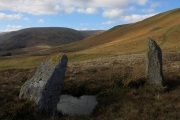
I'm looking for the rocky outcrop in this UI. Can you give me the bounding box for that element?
[146,38,164,85]
[19,53,68,114]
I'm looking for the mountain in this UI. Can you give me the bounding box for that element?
[1,8,179,60]
[80,30,105,36]
[0,32,8,36]
[0,27,103,53]
[42,8,180,58]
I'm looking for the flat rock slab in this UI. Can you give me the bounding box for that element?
[19,53,68,114]
[57,95,98,116]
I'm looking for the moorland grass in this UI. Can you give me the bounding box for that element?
[0,52,180,119]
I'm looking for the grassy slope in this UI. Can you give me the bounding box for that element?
[0,8,180,69]
[1,53,180,119]
[38,8,180,59]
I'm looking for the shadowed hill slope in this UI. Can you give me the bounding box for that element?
[0,27,102,52]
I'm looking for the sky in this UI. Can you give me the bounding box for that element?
[0,0,179,32]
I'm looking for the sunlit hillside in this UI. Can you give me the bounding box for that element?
[0,8,179,69]
[37,8,180,61]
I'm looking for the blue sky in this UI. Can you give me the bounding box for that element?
[0,0,179,32]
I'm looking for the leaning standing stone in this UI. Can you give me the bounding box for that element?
[146,38,164,85]
[19,53,68,114]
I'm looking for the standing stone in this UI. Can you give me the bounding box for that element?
[19,53,68,114]
[146,38,164,85]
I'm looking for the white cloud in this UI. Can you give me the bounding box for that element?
[0,0,158,24]
[65,7,75,13]
[75,28,88,30]
[61,0,147,8]
[0,25,23,32]
[0,13,22,20]
[122,13,158,23]
[38,19,44,23]
[0,0,148,15]
[102,20,115,25]
[128,6,136,11]
[142,8,155,13]
[135,0,148,5]
[0,29,9,32]
[0,0,61,15]
[77,8,97,14]
[7,25,22,29]
[81,23,89,26]
[102,9,124,18]
[141,2,160,13]
[81,28,88,30]
[24,17,29,21]
[150,2,161,8]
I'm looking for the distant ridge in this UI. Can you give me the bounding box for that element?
[79,30,105,36]
[0,27,103,52]
[0,32,8,36]
[50,8,180,55]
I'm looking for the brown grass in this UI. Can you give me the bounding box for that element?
[0,52,180,119]
[35,8,180,57]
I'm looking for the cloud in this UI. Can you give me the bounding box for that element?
[102,20,115,25]
[150,2,161,8]
[0,0,61,15]
[65,7,75,13]
[102,9,124,18]
[135,0,148,5]
[77,8,97,14]
[0,13,22,20]
[0,25,22,32]
[122,13,158,23]
[24,17,29,21]
[0,0,148,15]
[141,2,161,13]
[142,8,155,13]
[61,0,148,8]
[7,25,22,29]
[81,23,89,26]
[0,0,157,24]
[75,28,88,30]
[81,28,88,30]
[38,19,44,23]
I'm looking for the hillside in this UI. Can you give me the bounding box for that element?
[0,27,102,55]
[1,52,180,119]
[39,8,180,59]
[0,8,179,69]
[80,30,105,36]
[0,32,7,36]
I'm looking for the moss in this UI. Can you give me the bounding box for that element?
[51,53,63,65]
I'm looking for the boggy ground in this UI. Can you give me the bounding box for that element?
[0,52,180,120]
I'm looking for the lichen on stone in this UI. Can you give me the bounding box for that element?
[19,53,68,114]
[50,53,63,66]
[146,38,164,85]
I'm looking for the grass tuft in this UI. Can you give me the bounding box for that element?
[0,52,180,119]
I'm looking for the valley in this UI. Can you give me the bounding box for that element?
[0,8,180,119]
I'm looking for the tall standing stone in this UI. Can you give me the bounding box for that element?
[19,53,68,114]
[146,38,164,85]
